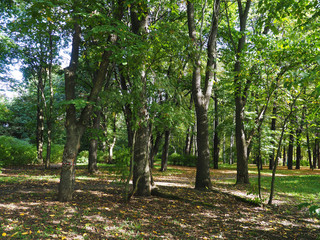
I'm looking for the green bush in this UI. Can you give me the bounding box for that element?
[168,153,197,167]
[77,150,89,164]
[0,135,37,166]
[111,147,131,182]
[43,144,64,163]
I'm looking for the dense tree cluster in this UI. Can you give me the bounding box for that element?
[0,0,319,203]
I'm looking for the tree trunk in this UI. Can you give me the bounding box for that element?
[150,132,162,168]
[306,124,313,169]
[230,130,234,165]
[187,0,220,189]
[58,125,84,201]
[130,3,152,196]
[235,97,249,183]
[213,92,220,169]
[184,95,193,155]
[287,130,294,170]
[195,105,212,189]
[88,111,101,174]
[296,129,302,170]
[223,133,226,164]
[108,113,117,163]
[160,130,170,172]
[316,137,320,169]
[133,120,151,196]
[283,146,286,166]
[269,102,277,170]
[36,70,45,164]
[45,29,54,169]
[59,18,119,201]
[184,127,192,155]
[233,0,251,184]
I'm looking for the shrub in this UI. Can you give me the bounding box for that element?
[168,153,197,167]
[0,135,37,166]
[111,147,131,182]
[77,150,89,164]
[43,144,64,163]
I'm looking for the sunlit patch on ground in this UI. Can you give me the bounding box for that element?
[0,165,319,239]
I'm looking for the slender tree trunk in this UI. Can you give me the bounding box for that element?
[184,127,191,155]
[160,130,170,172]
[230,130,234,165]
[37,70,45,164]
[150,132,162,168]
[269,102,277,170]
[287,130,294,170]
[268,93,300,205]
[256,126,262,199]
[306,124,313,169]
[233,0,251,184]
[88,111,101,174]
[296,129,302,170]
[45,29,54,169]
[213,93,220,169]
[184,95,193,155]
[283,146,286,166]
[317,137,320,169]
[108,113,117,163]
[223,133,226,164]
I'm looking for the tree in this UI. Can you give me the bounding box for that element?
[187,0,221,189]
[130,2,152,196]
[58,0,124,201]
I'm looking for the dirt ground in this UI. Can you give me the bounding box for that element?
[0,165,319,239]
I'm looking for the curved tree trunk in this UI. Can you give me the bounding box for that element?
[187,0,220,189]
[58,3,123,200]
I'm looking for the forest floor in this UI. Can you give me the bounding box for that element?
[0,164,319,239]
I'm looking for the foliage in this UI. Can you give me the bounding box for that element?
[109,147,131,183]
[168,153,197,167]
[298,202,320,219]
[43,143,64,163]
[0,135,37,166]
[77,151,89,164]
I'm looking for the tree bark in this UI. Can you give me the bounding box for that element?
[45,28,54,169]
[88,111,101,174]
[58,4,122,200]
[130,3,152,196]
[150,132,162,168]
[187,0,220,189]
[269,102,277,170]
[233,0,251,184]
[283,145,286,166]
[160,130,170,172]
[36,68,45,164]
[306,124,313,169]
[287,129,294,170]
[213,90,220,169]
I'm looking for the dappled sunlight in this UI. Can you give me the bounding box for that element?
[1,166,320,239]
